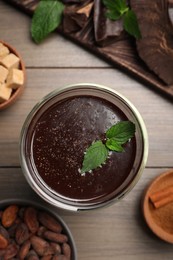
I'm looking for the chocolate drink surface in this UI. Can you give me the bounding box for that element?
[27,95,136,202]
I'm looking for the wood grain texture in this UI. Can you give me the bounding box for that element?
[0,2,173,260]
[0,69,173,167]
[0,1,108,68]
[4,0,173,99]
[0,168,173,260]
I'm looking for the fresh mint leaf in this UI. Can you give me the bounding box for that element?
[81,141,108,173]
[106,138,124,152]
[103,0,129,16]
[123,9,141,39]
[103,0,121,20]
[80,121,135,174]
[103,0,128,17]
[102,0,117,10]
[113,0,128,15]
[106,9,122,20]
[102,0,141,39]
[106,121,135,144]
[31,0,64,44]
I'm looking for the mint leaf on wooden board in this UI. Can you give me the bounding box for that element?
[123,9,141,40]
[103,0,122,20]
[102,0,141,39]
[103,0,128,19]
[114,0,128,14]
[81,141,109,173]
[31,0,64,44]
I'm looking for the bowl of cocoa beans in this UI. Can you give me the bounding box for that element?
[0,199,77,259]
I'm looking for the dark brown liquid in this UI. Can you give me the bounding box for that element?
[29,96,136,202]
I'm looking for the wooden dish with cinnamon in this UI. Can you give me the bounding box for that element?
[0,40,26,110]
[143,169,173,243]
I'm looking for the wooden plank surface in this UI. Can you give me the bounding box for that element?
[0,68,173,167]
[0,168,173,260]
[5,0,173,99]
[0,1,107,68]
[0,1,173,259]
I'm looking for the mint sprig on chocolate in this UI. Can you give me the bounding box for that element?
[102,0,141,39]
[81,121,135,174]
[31,0,64,44]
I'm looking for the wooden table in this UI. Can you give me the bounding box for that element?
[0,1,173,259]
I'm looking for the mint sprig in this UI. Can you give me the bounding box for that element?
[81,141,109,173]
[31,0,64,44]
[102,0,141,39]
[106,121,136,142]
[81,121,135,174]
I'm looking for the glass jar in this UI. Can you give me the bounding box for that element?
[20,83,148,211]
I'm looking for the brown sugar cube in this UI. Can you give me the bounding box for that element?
[7,68,24,89]
[0,53,20,69]
[0,83,12,103]
[0,65,8,83]
[0,44,9,60]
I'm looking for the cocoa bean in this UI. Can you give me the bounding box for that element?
[0,225,10,241]
[38,212,62,233]
[3,243,18,259]
[43,231,68,244]
[0,249,6,257]
[2,205,19,228]
[27,256,39,260]
[30,236,50,256]
[50,242,61,255]
[24,207,39,234]
[18,240,31,259]
[15,223,30,245]
[41,255,52,260]
[0,234,9,249]
[0,205,72,260]
[8,223,18,238]
[26,250,39,260]
[62,243,71,259]
[52,255,68,260]
[37,226,47,238]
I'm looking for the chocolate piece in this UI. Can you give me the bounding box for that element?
[63,0,93,33]
[62,0,95,44]
[168,0,173,6]
[130,0,173,85]
[168,0,173,24]
[63,5,81,33]
[63,0,126,46]
[94,0,125,47]
[76,18,95,44]
[5,0,173,98]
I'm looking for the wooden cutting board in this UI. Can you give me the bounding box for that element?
[5,0,173,100]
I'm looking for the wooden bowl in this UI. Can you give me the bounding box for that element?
[0,40,26,110]
[142,169,173,243]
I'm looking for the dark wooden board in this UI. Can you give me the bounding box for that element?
[5,0,173,100]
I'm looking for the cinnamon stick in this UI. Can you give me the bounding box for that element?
[149,186,173,209]
[153,194,173,209]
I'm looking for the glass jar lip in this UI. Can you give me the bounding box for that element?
[19,83,149,211]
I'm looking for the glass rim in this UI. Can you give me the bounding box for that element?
[19,83,149,211]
